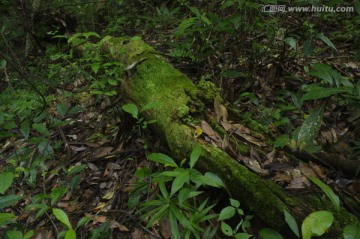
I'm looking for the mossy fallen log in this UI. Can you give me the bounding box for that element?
[98,36,358,237]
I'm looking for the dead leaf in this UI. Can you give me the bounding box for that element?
[309,162,326,179]
[221,121,265,146]
[221,121,250,134]
[93,147,113,158]
[201,120,222,144]
[238,155,269,175]
[132,228,148,239]
[111,220,129,231]
[214,97,228,122]
[159,217,172,239]
[299,162,318,179]
[273,172,292,183]
[288,176,310,189]
[85,213,108,223]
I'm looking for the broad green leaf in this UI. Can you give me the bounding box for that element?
[23,230,34,239]
[259,228,284,239]
[83,32,100,39]
[91,62,100,74]
[135,167,151,178]
[309,64,334,85]
[38,141,54,157]
[53,208,72,229]
[291,93,303,108]
[274,135,290,148]
[332,70,352,87]
[221,221,233,236]
[190,146,202,168]
[169,209,181,239]
[170,171,189,196]
[140,102,160,112]
[303,40,315,56]
[202,172,225,188]
[0,195,22,209]
[343,224,360,239]
[175,17,197,36]
[4,121,17,130]
[218,206,235,220]
[310,178,340,211]
[303,87,347,100]
[284,210,299,238]
[230,198,240,208]
[147,153,178,167]
[296,104,324,150]
[20,120,30,139]
[356,0,360,15]
[6,230,23,239]
[235,233,253,239]
[76,216,91,229]
[32,123,49,136]
[65,229,76,239]
[316,33,337,52]
[56,103,69,117]
[178,188,203,206]
[0,213,16,225]
[170,205,193,232]
[122,103,138,119]
[284,37,297,50]
[0,172,14,194]
[301,211,333,239]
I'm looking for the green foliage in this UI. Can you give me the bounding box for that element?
[130,146,241,239]
[258,228,284,239]
[310,178,340,212]
[343,224,360,239]
[122,102,158,130]
[218,198,253,238]
[302,211,334,239]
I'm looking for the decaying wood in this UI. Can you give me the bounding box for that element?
[98,36,358,238]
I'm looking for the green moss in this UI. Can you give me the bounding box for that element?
[177,105,190,118]
[196,79,219,103]
[99,36,357,237]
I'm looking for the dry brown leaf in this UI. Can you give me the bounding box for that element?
[239,155,269,175]
[299,162,318,179]
[56,202,79,212]
[111,220,129,231]
[132,228,148,239]
[93,147,113,158]
[159,217,172,239]
[221,121,250,134]
[309,162,326,179]
[201,120,222,144]
[85,213,108,223]
[214,97,228,122]
[273,172,292,183]
[288,176,310,189]
[92,203,107,211]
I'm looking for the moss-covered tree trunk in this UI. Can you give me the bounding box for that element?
[98,36,357,238]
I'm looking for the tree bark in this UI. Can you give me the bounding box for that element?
[98,36,358,238]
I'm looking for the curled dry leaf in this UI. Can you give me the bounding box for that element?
[201,120,222,145]
[214,97,228,122]
[110,220,129,231]
[299,162,318,179]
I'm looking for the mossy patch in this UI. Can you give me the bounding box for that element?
[99,36,358,237]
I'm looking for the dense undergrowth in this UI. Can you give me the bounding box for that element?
[1,0,360,238]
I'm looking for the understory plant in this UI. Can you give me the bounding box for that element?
[129,146,253,239]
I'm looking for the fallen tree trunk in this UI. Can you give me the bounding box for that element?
[98,36,357,237]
